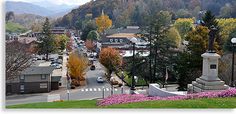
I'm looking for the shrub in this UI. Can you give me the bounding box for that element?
[71,79,80,86]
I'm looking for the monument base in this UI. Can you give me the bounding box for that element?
[187,52,229,93]
[188,77,229,93]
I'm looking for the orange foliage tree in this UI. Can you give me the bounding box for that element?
[85,39,95,51]
[95,10,112,34]
[67,52,88,81]
[99,47,122,78]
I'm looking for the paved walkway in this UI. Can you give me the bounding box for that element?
[60,50,68,87]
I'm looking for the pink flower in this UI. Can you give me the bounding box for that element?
[98,88,236,106]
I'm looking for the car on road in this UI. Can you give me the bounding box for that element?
[50,63,62,69]
[96,77,104,83]
[90,65,95,70]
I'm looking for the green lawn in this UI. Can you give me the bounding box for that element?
[6,97,236,109]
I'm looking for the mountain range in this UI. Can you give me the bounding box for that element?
[6,1,78,17]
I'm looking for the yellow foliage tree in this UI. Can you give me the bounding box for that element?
[96,10,112,33]
[67,52,88,81]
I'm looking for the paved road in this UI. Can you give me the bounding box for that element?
[6,60,129,106]
[6,36,130,106]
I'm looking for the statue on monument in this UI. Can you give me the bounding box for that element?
[208,25,218,53]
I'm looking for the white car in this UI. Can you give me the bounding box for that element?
[96,77,104,83]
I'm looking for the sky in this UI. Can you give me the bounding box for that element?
[6,0,91,6]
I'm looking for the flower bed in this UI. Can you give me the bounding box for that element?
[98,88,236,106]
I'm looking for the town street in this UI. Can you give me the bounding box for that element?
[5,59,129,106]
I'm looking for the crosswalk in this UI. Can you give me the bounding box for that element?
[79,87,118,92]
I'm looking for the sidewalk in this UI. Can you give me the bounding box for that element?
[60,50,68,87]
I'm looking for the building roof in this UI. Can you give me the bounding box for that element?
[106,33,137,38]
[21,66,55,75]
[18,37,37,44]
[106,26,141,35]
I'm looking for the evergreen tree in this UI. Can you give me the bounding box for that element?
[142,11,177,84]
[37,18,55,61]
[202,10,219,29]
[202,10,222,53]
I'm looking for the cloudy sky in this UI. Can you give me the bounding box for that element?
[6,0,91,6]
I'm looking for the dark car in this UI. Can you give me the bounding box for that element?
[90,65,95,70]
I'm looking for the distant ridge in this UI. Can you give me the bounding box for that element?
[6,1,55,16]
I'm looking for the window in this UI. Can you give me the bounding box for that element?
[40,83,47,88]
[20,75,24,80]
[20,84,24,93]
[20,85,24,90]
[41,75,46,80]
[110,39,113,42]
[120,39,123,43]
[115,39,118,43]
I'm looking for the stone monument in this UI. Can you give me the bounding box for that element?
[188,26,229,93]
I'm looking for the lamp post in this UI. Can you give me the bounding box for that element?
[66,72,71,101]
[231,38,236,87]
[130,37,138,94]
[121,71,124,94]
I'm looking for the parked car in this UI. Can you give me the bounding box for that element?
[89,54,94,58]
[96,77,104,83]
[50,63,62,69]
[55,64,62,69]
[90,65,96,70]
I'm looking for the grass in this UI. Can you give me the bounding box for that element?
[7,100,98,109]
[6,97,236,109]
[6,22,27,33]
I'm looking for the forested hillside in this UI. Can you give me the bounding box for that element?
[55,0,236,28]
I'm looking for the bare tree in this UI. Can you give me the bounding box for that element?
[6,41,32,81]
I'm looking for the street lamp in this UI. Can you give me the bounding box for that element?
[121,71,125,94]
[130,37,138,94]
[66,72,71,101]
[230,38,236,87]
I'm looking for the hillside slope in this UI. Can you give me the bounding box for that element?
[55,0,236,28]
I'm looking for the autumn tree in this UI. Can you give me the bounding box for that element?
[66,42,73,52]
[218,18,236,44]
[176,25,221,90]
[37,18,56,60]
[174,18,194,39]
[67,52,88,82]
[99,47,122,78]
[95,11,112,34]
[54,34,69,51]
[166,27,182,48]
[85,39,95,51]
